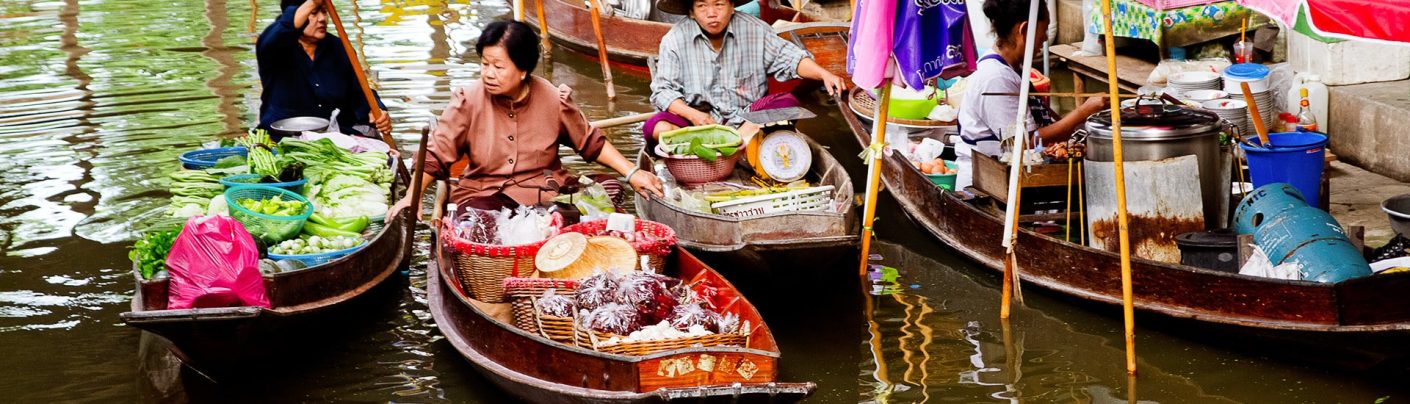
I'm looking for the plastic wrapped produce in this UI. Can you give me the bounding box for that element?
[581,302,642,335]
[717,312,743,334]
[667,301,719,332]
[537,289,577,317]
[574,272,619,311]
[615,271,680,323]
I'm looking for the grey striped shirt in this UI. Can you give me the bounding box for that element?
[650,14,810,126]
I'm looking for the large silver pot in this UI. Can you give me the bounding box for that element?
[1082,103,1231,263]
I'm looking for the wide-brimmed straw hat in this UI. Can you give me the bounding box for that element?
[656,0,752,16]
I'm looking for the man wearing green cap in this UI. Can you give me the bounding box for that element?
[644,0,846,147]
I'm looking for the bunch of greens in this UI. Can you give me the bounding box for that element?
[168,170,224,217]
[130,227,182,280]
[235,196,306,217]
[279,138,393,220]
[659,126,742,162]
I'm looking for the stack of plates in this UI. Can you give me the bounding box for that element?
[1245,90,1276,129]
[1167,71,1222,99]
[1202,99,1249,136]
[1221,64,1275,131]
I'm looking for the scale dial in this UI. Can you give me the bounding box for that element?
[757,130,812,183]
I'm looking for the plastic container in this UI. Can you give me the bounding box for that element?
[225,185,314,244]
[1223,63,1271,93]
[924,161,959,190]
[267,241,367,266]
[876,84,941,120]
[1175,229,1239,273]
[654,144,740,185]
[1239,132,1328,206]
[179,147,249,169]
[1284,73,1329,132]
[220,174,308,193]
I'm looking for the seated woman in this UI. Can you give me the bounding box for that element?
[955,0,1106,191]
[387,21,664,221]
[256,0,391,136]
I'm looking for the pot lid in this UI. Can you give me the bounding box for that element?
[1175,229,1237,248]
[1224,63,1270,80]
[1085,104,1222,139]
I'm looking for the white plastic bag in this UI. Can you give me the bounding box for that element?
[1238,245,1302,280]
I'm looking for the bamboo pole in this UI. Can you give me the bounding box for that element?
[999,0,1043,319]
[1099,0,1138,375]
[857,85,891,277]
[514,0,526,21]
[534,0,552,56]
[585,0,616,100]
[589,112,653,129]
[324,0,399,151]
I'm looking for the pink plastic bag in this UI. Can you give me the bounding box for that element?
[166,216,270,309]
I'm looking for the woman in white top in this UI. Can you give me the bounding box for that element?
[955,0,1106,191]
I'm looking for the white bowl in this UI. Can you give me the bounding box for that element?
[1170,71,1221,85]
[1184,90,1228,102]
[1202,99,1247,111]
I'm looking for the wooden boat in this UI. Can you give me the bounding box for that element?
[120,161,411,371]
[524,0,845,66]
[837,94,1410,368]
[427,197,815,402]
[634,135,857,263]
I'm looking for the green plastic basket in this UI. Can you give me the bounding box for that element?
[225,185,314,244]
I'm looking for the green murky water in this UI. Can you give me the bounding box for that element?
[0,0,1403,402]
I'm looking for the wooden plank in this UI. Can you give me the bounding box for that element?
[1049,43,1153,92]
[971,152,1070,204]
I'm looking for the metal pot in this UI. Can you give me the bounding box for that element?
[269,116,331,138]
[1081,102,1232,262]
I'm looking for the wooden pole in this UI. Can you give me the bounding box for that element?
[589,112,653,129]
[1240,82,1271,145]
[534,0,552,56]
[324,0,399,151]
[514,0,526,21]
[405,126,431,261]
[1099,0,1138,376]
[585,0,616,100]
[999,0,1043,319]
[857,85,891,277]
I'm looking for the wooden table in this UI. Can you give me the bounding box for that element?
[1048,43,1155,109]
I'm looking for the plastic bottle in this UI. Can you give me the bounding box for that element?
[1285,73,1329,133]
[1295,88,1319,133]
[653,162,675,197]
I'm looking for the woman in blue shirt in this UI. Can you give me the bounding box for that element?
[256,0,392,136]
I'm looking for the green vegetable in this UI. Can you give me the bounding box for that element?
[331,216,369,233]
[302,221,361,238]
[213,154,247,169]
[308,212,336,227]
[130,228,182,279]
[269,235,363,256]
[236,196,306,217]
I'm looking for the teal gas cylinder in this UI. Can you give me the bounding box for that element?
[1235,183,1371,282]
[1233,183,1309,234]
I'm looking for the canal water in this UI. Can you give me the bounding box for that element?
[0,0,1403,402]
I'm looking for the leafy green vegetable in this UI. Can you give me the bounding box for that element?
[236,196,306,217]
[212,154,247,169]
[130,228,182,280]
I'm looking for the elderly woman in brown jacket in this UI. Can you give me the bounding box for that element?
[387,21,663,221]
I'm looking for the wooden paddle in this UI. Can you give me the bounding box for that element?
[585,0,617,100]
[1240,81,1271,146]
[405,126,430,260]
[324,0,399,151]
[590,112,653,129]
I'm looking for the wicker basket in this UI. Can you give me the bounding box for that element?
[655,144,742,185]
[441,220,557,303]
[561,219,676,272]
[574,319,750,355]
[504,277,578,336]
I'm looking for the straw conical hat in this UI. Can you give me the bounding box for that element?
[588,236,639,275]
[536,233,589,278]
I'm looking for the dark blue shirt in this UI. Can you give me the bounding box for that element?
[256,6,385,133]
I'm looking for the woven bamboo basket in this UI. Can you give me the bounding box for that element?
[441,220,557,303]
[574,320,750,355]
[561,219,677,272]
[503,277,578,336]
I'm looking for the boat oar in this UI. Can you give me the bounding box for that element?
[584,0,616,100]
[324,0,399,151]
[856,85,891,277]
[589,112,653,129]
[1100,0,1138,376]
[404,126,431,262]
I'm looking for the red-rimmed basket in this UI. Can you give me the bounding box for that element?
[504,277,578,343]
[440,219,559,303]
[655,144,741,185]
[574,318,750,355]
[561,219,676,272]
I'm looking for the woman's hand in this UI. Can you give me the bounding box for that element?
[629,170,665,200]
[819,71,847,97]
[1081,96,1110,114]
[386,194,420,223]
[374,111,392,135]
[684,109,715,127]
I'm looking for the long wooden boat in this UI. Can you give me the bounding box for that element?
[634,135,857,263]
[120,159,410,371]
[524,0,844,66]
[428,203,814,402]
[838,94,1410,368]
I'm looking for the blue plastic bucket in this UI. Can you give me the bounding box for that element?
[1233,183,1308,234]
[1239,132,1328,206]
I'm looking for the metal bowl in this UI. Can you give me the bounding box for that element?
[1382,193,1410,236]
[269,116,330,137]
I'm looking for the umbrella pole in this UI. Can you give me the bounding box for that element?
[857,85,892,277]
[999,0,1043,319]
[1099,0,1138,376]
[325,0,398,151]
[514,0,525,21]
[585,0,616,100]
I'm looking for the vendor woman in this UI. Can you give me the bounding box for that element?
[387,21,664,222]
[256,0,392,136]
[956,0,1106,191]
